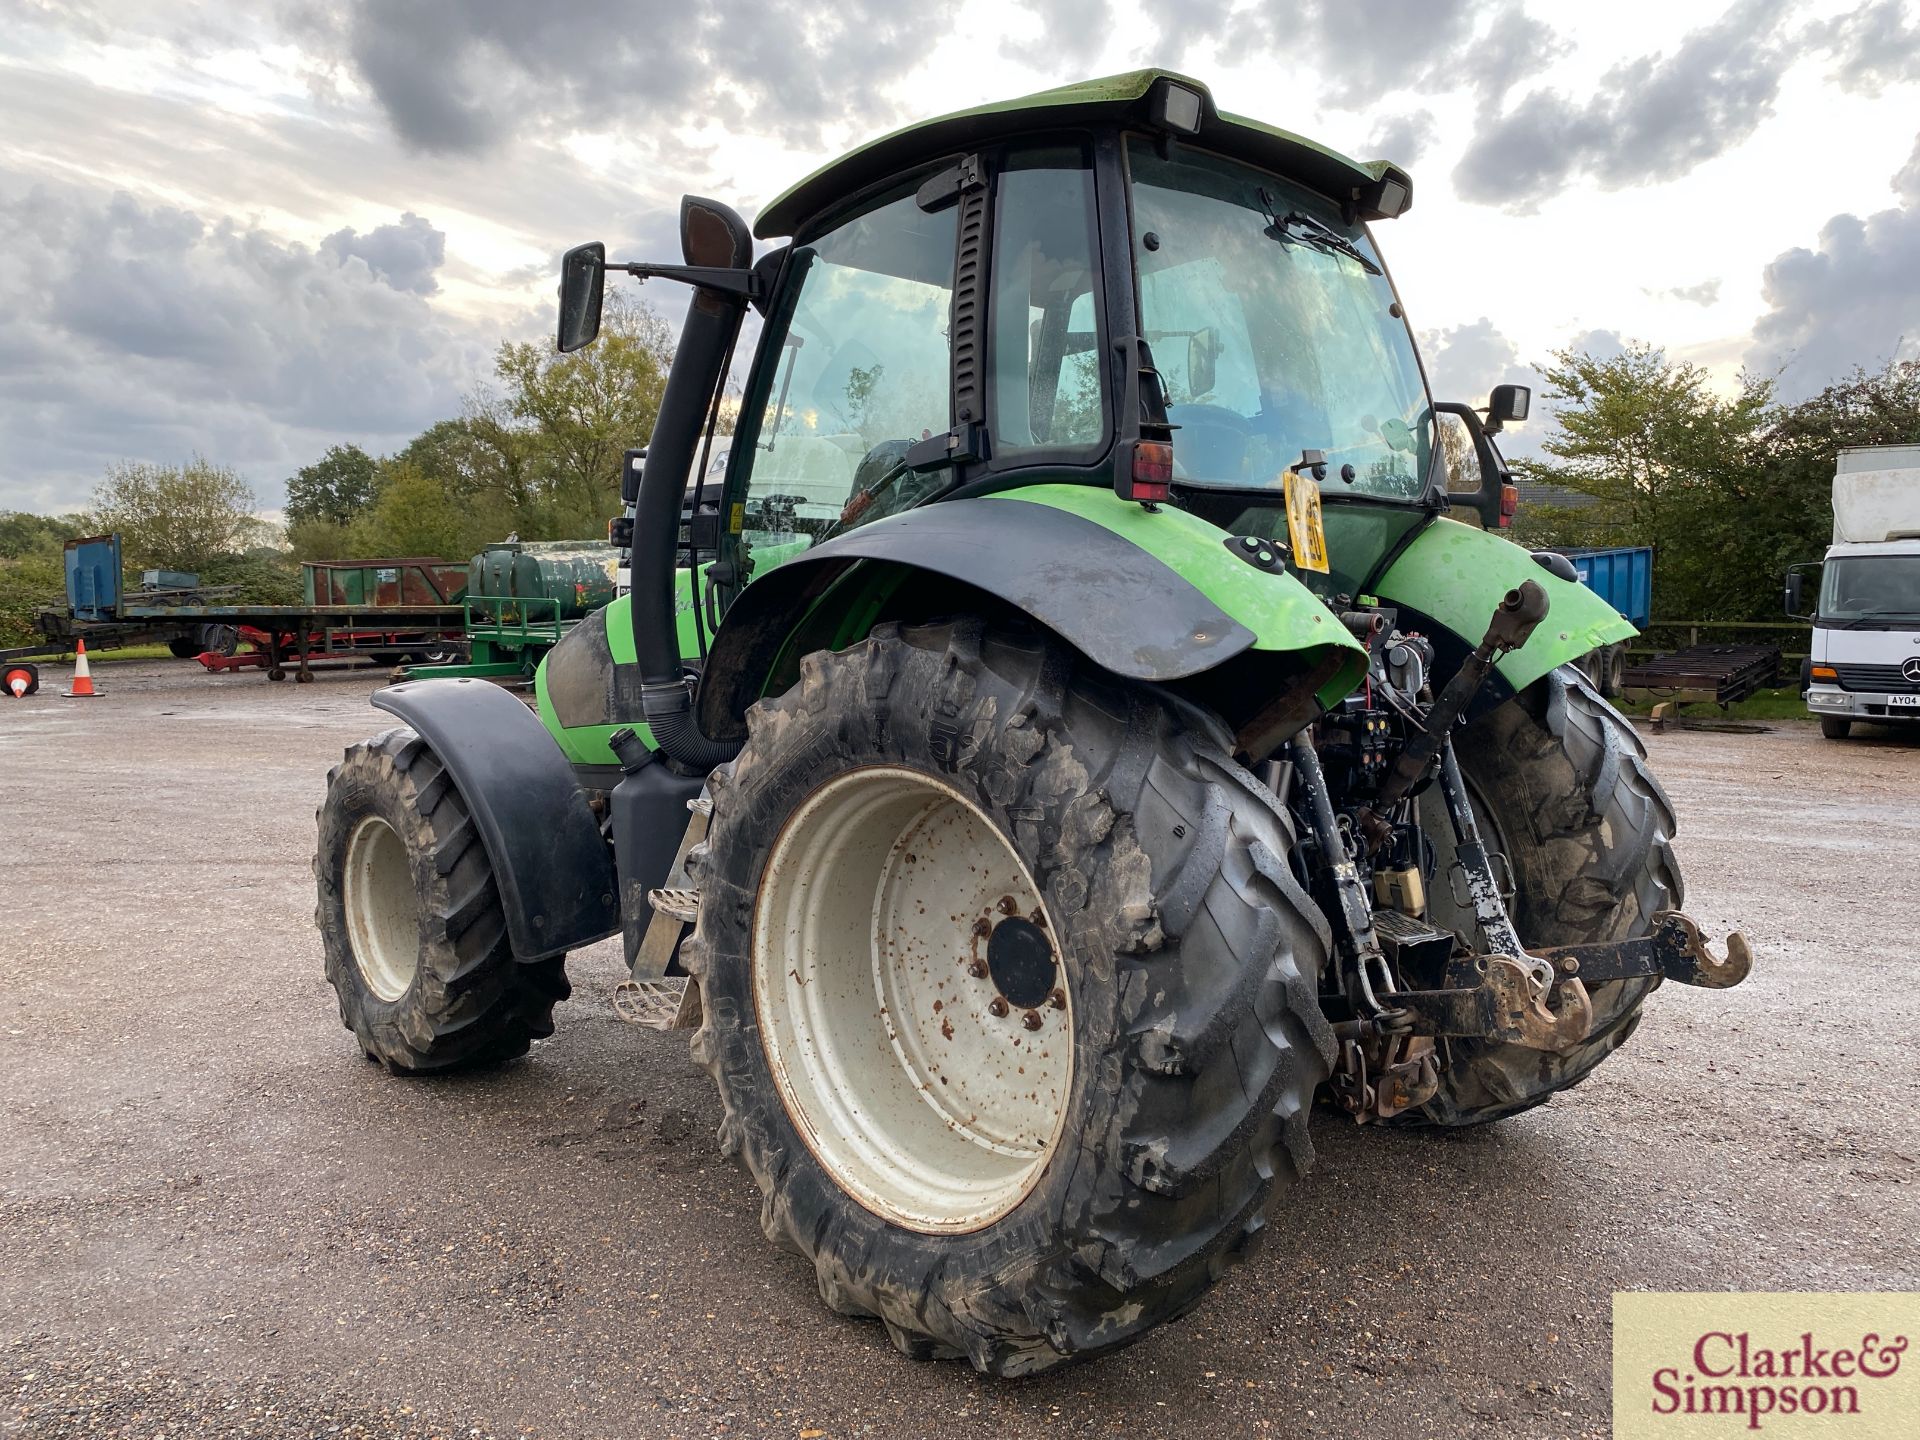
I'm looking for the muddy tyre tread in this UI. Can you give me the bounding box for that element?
[682,622,1336,1375]
[315,726,569,1074]
[1410,666,1682,1126]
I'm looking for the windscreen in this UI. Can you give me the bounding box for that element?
[1819,555,1920,621]
[1129,143,1433,500]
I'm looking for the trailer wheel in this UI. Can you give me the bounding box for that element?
[684,621,1335,1375]
[314,726,569,1072]
[1409,666,1681,1125]
[167,636,203,660]
[1820,716,1852,740]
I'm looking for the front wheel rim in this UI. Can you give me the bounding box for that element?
[752,766,1073,1234]
[343,814,421,1002]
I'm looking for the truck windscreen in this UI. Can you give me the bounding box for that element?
[1819,555,1920,621]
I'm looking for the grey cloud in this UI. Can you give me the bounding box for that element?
[1005,0,1113,69]
[320,211,446,294]
[1647,279,1722,306]
[1454,0,1793,209]
[1746,202,1920,402]
[0,177,495,511]
[1364,110,1436,167]
[1420,317,1533,404]
[1811,0,1920,96]
[1898,134,1920,203]
[333,0,941,157]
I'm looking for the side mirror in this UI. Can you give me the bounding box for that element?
[1783,572,1802,616]
[1486,382,1531,433]
[1186,327,1219,399]
[621,445,647,505]
[557,241,606,353]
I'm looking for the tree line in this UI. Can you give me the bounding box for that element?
[4,320,1914,648]
[1512,352,1920,622]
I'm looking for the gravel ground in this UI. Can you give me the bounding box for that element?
[2,659,1916,1439]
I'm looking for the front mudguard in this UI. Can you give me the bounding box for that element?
[1373,518,1637,699]
[372,678,618,960]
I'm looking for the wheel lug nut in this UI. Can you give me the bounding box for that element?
[1048,988,1066,1010]
[968,959,989,979]
[1021,1010,1042,1031]
[988,997,1009,1018]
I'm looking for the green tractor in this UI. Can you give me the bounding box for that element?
[314,71,1751,1374]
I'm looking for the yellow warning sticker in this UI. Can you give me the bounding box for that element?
[730,502,745,535]
[1284,467,1330,574]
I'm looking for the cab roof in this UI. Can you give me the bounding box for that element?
[753,68,1412,240]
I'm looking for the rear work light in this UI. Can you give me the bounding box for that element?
[1123,440,1173,504]
[1497,482,1518,528]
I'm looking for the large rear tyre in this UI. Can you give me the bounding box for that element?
[684,621,1336,1375]
[1411,666,1682,1125]
[314,727,570,1073]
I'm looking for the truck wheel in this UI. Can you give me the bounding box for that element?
[167,636,202,660]
[1820,716,1852,740]
[683,621,1335,1375]
[1410,666,1681,1125]
[314,726,569,1072]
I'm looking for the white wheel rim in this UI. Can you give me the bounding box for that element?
[343,814,420,1002]
[752,766,1072,1234]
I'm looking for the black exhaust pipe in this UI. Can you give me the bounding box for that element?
[632,198,752,771]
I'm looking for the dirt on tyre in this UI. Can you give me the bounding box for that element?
[315,726,570,1072]
[683,621,1336,1375]
[1413,666,1682,1125]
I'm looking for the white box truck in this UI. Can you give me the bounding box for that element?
[1789,444,1920,738]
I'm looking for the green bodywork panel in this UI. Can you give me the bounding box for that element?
[755,68,1409,239]
[533,570,706,766]
[1373,518,1637,694]
[1004,485,1368,708]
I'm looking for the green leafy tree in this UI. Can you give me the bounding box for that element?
[489,292,674,534]
[284,444,379,526]
[1514,343,1771,618]
[0,511,86,560]
[88,457,260,573]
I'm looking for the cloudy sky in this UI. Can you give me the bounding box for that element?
[3,0,1918,513]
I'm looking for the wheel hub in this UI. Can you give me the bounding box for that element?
[752,766,1073,1234]
[985,915,1057,1010]
[342,814,420,1002]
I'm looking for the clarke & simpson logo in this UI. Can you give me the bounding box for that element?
[1615,1294,1919,1439]
[1649,1329,1907,1428]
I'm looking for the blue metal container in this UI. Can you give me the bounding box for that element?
[65,535,122,622]
[1556,546,1652,628]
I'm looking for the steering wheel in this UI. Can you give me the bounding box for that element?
[1166,403,1255,483]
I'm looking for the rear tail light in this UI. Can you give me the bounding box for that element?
[1497,482,1518,528]
[1122,440,1173,504]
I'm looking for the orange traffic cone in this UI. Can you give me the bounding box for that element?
[3,662,37,698]
[63,639,99,698]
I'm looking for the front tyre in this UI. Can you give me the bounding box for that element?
[1820,716,1852,740]
[314,727,569,1072]
[1413,667,1683,1125]
[685,622,1335,1375]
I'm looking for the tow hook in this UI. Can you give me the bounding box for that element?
[1532,911,1754,990]
[1380,954,1595,1053]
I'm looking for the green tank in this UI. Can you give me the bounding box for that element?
[467,541,617,623]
